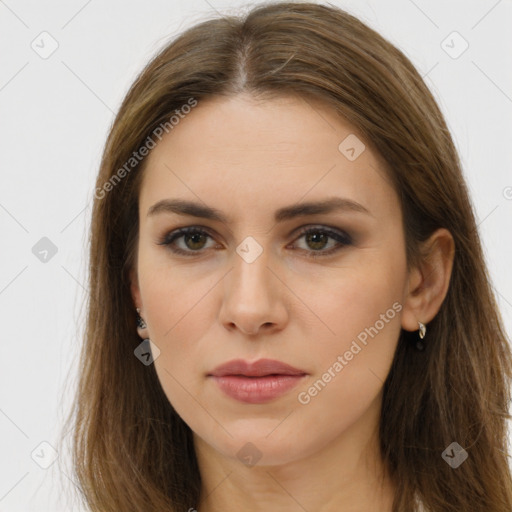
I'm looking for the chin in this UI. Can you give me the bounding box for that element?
[194,424,321,468]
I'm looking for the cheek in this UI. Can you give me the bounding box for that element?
[287,257,404,452]
[138,256,220,404]
[293,245,406,398]
[141,270,216,357]
[291,242,406,347]
[138,240,218,328]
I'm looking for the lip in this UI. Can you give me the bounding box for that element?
[209,358,306,377]
[208,358,307,404]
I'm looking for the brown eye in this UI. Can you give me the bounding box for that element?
[158,227,217,255]
[292,226,352,258]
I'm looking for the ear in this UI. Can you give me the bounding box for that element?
[401,228,455,332]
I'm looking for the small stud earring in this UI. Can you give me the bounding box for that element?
[415,321,426,351]
[136,308,147,329]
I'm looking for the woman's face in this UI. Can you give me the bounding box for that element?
[132,93,410,466]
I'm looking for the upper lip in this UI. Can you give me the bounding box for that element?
[208,358,307,377]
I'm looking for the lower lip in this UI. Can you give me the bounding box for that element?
[209,375,306,404]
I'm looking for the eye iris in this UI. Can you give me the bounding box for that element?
[306,232,328,250]
[185,232,207,250]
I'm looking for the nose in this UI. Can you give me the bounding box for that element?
[218,247,289,336]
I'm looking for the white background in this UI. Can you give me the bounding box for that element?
[1,0,511,510]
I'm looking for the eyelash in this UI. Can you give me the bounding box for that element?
[157,225,353,259]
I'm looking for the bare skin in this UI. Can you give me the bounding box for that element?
[131,93,454,511]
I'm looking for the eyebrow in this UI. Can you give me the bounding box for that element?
[147,197,371,223]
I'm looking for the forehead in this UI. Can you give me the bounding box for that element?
[139,94,399,222]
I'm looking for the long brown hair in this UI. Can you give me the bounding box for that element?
[65,2,512,510]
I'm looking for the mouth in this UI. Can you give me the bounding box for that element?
[207,358,308,404]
